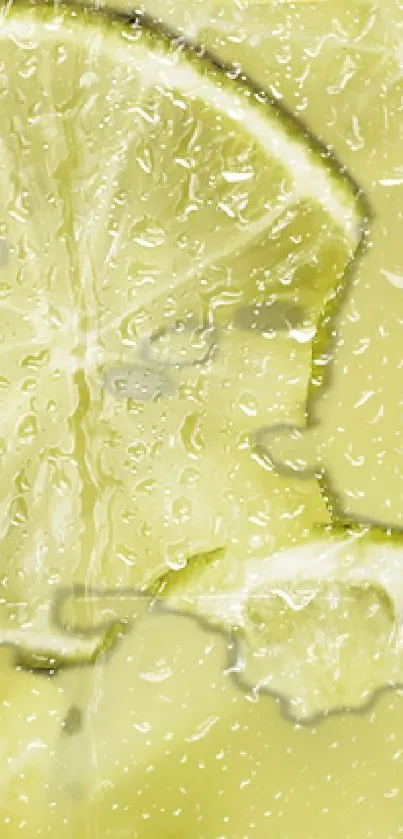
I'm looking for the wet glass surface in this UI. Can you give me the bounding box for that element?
[0,0,403,836]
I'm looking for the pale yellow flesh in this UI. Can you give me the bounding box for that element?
[0,5,357,634]
[153,3,403,837]
[0,1,403,838]
[73,1,403,836]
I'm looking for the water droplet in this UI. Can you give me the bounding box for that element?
[121,509,135,525]
[9,496,28,526]
[21,349,50,370]
[237,392,258,417]
[21,377,37,393]
[18,414,38,444]
[135,478,156,496]
[130,218,166,249]
[119,309,147,344]
[46,305,65,329]
[0,283,11,298]
[381,268,403,289]
[179,412,204,458]
[236,431,252,450]
[79,71,97,89]
[179,467,200,486]
[15,469,30,493]
[150,439,163,459]
[165,543,188,570]
[126,398,144,416]
[116,546,138,567]
[139,520,152,538]
[127,442,147,461]
[171,496,191,524]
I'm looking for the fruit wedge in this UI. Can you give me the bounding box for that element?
[149,525,403,721]
[0,2,365,664]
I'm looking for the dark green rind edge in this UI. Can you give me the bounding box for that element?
[11,619,130,674]
[2,0,370,221]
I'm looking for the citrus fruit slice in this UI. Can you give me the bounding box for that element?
[151,525,403,721]
[195,0,403,529]
[0,3,365,663]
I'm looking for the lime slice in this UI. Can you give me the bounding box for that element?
[151,525,403,721]
[193,0,403,532]
[0,4,365,662]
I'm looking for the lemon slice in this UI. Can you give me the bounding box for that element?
[0,3,366,663]
[151,526,403,721]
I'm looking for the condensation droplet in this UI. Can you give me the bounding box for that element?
[171,495,191,524]
[0,283,11,298]
[237,392,258,417]
[18,413,38,443]
[127,442,147,461]
[135,478,156,496]
[21,377,37,393]
[179,412,204,457]
[116,546,138,567]
[21,349,50,370]
[179,466,200,486]
[9,495,28,526]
